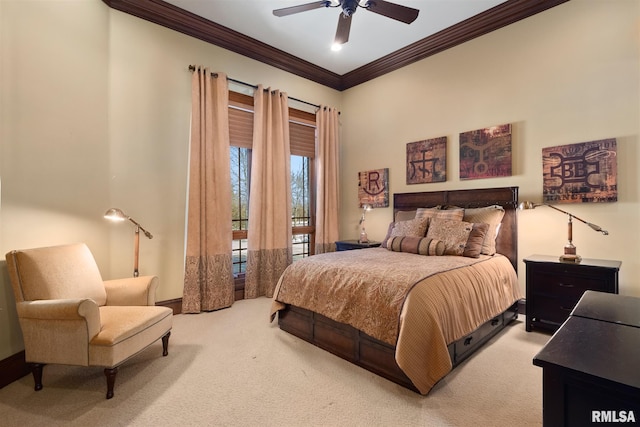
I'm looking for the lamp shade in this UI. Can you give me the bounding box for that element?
[104,208,127,221]
[518,201,539,210]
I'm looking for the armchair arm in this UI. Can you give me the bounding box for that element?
[17,299,100,323]
[16,299,102,365]
[103,275,159,306]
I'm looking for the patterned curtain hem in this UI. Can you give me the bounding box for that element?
[182,254,234,313]
[245,248,292,299]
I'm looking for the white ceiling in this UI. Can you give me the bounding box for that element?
[163,0,507,75]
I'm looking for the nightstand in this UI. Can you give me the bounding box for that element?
[524,254,621,333]
[335,240,381,251]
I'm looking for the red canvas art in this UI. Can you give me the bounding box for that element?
[459,124,512,180]
[542,139,617,204]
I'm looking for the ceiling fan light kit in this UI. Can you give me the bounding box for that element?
[273,0,419,46]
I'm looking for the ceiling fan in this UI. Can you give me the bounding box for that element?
[273,0,419,45]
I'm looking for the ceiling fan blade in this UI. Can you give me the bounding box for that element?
[334,12,353,44]
[365,0,419,24]
[273,1,330,17]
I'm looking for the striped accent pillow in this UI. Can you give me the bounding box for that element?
[387,236,445,256]
[416,207,464,222]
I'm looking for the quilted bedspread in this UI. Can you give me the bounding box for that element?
[270,248,522,394]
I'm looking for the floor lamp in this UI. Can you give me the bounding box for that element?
[104,208,153,277]
[518,201,608,262]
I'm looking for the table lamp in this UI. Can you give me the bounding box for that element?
[358,203,372,244]
[518,201,608,262]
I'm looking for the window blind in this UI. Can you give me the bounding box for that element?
[229,91,316,157]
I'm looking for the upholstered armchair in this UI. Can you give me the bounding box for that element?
[5,243,173,399]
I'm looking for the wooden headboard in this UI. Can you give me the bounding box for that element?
[393,186,519,272]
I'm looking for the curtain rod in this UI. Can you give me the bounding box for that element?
[188,65,324,111]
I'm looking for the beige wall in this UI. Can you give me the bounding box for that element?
[0,0,341,360]
[0,0,638,363]
[0,0,111,359]
[340,0,639,297]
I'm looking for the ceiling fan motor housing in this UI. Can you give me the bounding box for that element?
[341,0,359,16]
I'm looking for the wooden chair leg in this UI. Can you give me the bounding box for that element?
[104,367,118,399]
[31,363,44,391]
[102,332,170,399]
[162,331,171,357]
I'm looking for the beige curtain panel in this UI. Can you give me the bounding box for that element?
[314,107,341,254]
[245,86,293,298]
[182,68,234,313]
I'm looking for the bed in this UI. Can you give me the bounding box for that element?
[270,186,522,394]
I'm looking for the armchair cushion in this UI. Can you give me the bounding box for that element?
[91,306,172,367]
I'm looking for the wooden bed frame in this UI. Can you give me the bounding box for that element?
[277,186,520,393]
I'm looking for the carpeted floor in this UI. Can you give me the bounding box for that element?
[0,297,550,427]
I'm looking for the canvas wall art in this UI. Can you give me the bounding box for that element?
[358,168,389,208]
[406,137,447,184]
[542,138,617,204]
[459,124,512,180]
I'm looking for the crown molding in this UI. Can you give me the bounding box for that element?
[103,0,568,91]
[341,0,569,89]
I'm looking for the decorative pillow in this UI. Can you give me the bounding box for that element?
[381,216,429,248]
[463,222,489,258]
[416,208,464,238]
[462,205,505,255]
[394,210,417,222]
[387,236,445,256]
[380,222,396,248]
[426,218,473,256]
[415,207,463,222]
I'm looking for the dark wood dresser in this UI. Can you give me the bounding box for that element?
[533,291,640,426]
[335,240,381,251]
[524,255,621,332]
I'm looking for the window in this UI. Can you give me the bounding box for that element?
[291,155,311,261]
[229,91,316,276]
[230,146,250,275]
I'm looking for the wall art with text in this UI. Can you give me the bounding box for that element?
[542,138,617,204]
